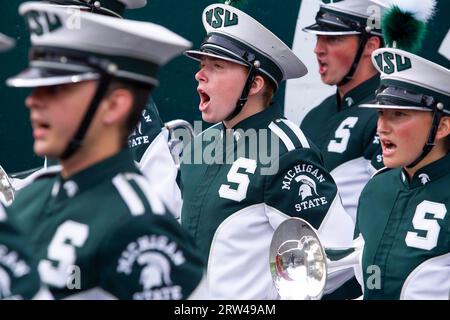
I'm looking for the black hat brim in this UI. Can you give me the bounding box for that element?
[184,49,248,67]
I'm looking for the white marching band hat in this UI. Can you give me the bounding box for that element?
[360,47,450,113]
[7,2,191,88]
[185,3,307,89]
[303,0,383,36]
[44,0,147,18]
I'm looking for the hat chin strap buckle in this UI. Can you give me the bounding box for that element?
[225,57,260,123]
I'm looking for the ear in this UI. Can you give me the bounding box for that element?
[249,74,265,96]
[436,116,450,141]
[101,88,133,126]
[364,36,381,57]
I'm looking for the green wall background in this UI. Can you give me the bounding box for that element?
[0,0,448,172]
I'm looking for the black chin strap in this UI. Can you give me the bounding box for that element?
[60,74,112,160]
[225,59,261,122]
[337,32,370,87]
[406,103,445,168]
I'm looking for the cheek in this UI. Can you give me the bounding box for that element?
[330,45,355,67]
[222,74,245,92]
[215,76,245,105]
[335,51,353,67]
[56,99,87,133]
[396,121,429,149]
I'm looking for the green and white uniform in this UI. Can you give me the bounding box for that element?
[301,75,383,222]
[127,98,182,218]
[181,104,354,299]
[43,101,180,217]
[0,205,50,299]
[13,98,182,218]
[7,150,204,300]
[357,154,450,299]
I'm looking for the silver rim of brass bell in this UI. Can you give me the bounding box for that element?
[165,119,195,169]
[270,217,327,300]
[0,165,15,206]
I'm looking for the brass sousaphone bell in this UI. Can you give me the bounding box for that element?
[0,166,14,206]
[270,217,327,300]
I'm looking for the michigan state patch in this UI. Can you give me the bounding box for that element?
[280,163,330,213]
[117,234,186,300]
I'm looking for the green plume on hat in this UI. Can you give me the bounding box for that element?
[222,0,248,9]
[380,0,436,53]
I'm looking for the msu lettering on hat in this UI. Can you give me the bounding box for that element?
[184,3,307,89]
[45,0,147,18]
[360,48,450,113]
[0,33,14,52]
[7,2,191,88]
[303,0,383,36]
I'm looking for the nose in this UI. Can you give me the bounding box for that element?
[377,112,391,136]
[195,67,207,83]
[314,36,326,56]
[25,88,45,110]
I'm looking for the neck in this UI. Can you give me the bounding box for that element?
[337,62,378,99]
[223,97,266,129]
[60,130,123,178]
[404,144,448,180]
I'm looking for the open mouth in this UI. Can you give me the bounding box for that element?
[318,60,328,75]
[381,139,396,156]
[31,118,51,139]
[198,88,211,112]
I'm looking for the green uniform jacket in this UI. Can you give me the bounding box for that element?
[7,150,204,300]
[358,153,450,299]
[180,104,354,299]
[19,98,182,218]
[128,98,164,161]
[0,206,46,299]
[301,75,383,222]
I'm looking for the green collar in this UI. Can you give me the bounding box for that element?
[337,74,380,110]
[400,152,450,189]
[52,149,139,201]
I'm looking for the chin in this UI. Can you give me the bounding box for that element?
[383,158,403,169]
[33,145,46,157]
[34,144,58,158]
[201,113,218,124]
[321,77,334,86]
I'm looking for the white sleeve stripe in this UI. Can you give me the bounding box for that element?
[317,195,355,248]
[269,122,295,151]
[125,173,165,215]
[280,119,310,148]
[112,174,145,216]
[0,205,6,222]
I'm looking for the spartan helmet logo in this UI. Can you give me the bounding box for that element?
[129,110,148,137]
[137,252,172,290]
[295,175,319,201]
[0,266,12,298]
[418,173,431,185]
[130,121,143,137]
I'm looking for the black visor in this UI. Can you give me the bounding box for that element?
[375,85,437,108]
[303,8,364,34]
